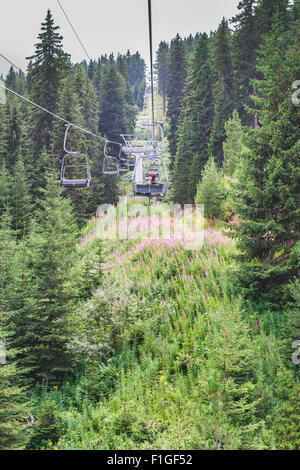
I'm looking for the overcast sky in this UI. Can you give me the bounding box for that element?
[0,0,240,75]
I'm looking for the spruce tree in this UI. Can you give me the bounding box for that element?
[167,34,187,164]
[26,9,71,156]
[255,0,290,40]
[99,64,128,141]
[223,110,249,177]
[195,156,225,220]
[172,34,213,203]
[155,41,169,116]
[0,363,28,450]
[12,158,32,238]
[231,1,258,126]
[0,161,12,217]
[209,19,235,165]
[22,172,78,382]
[231,13,300,303]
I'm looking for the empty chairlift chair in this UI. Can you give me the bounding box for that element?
[102,141,119,176]
[60,124,91,188]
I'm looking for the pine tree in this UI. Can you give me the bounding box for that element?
[231,1,258,125]
[209,19,235,165]
[223,110,249,177]
[0,161,12,217]
[12,158,32,238]
[26,9,71,156]
[167,34,187,164]
[21,172,78,382]
[155,41,169,116]
[231,13,300,303]
[255,0,290,41]
[74,64,98,131]
[0,363,28,450]
[172,34,213,203]
[0,102,7,159]
[195,156,225,220]
[4,98,32,171]
[116,55,137,133]
[99,64,128,141]
[0,213,29,451]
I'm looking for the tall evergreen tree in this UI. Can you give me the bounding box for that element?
[231,1,258,126]
[12,158,32,238]
[0,363,28,450]
[255,0,290,40]
[26,9,71,156]
[167,34,187,165]
[231,13,300,303]
[99,64,128,141]
[155,41,169,116]
[172,34,213,203]
[209,19,235,165]
[21,172,78,382]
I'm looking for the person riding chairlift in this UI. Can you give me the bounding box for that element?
[148,172,157,184]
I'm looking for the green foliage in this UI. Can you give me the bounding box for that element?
[172,34,213,203]
[167,34,187,162]
[209,19,235,165]
[27,399,65,450]
[27,9,71,156]
[195,157,225,219]
[17,172,78,383]
[0,363,28,450]
[272,385,300,450]
[155,41,169,115]
[230,12,300,303]
[223,110,249,177]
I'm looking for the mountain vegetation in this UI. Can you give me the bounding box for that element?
[0,2,299,451]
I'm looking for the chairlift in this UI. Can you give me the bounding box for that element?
[60,124,91,188]
[102,141,119,176]
[132,155,168,200]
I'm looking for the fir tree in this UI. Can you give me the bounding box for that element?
[12,158,32,238]
[223,110,249,177]
[21,172,78,382]
[195,156,225,220]
[231,13,300,303]
[0,363,28,450]
[26,9,71,156]
[155,41,169,116]
[255,0,290,41]
[99,64,128,141]
[0,161,12,217]
[172,34,213,203]
[231,1,258,125]
[209,19,235,165]
[167,34,187,164]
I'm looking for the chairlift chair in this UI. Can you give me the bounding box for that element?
[102,141,120,176]
[60,124,91,188]
[132,155,168,199]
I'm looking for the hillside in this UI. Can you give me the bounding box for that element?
[23,205,298,450]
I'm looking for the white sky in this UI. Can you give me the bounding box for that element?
[0,0,239,75]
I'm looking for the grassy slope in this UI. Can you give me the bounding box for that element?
[30,205,296,451]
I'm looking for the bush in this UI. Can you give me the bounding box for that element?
[195,156,225,220]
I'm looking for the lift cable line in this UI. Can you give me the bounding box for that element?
[56,0,91,62]
[147,0,156,142]
[0,52,23,73]
[0,83,121,146]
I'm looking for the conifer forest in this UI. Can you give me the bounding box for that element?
[0,0,299,453]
